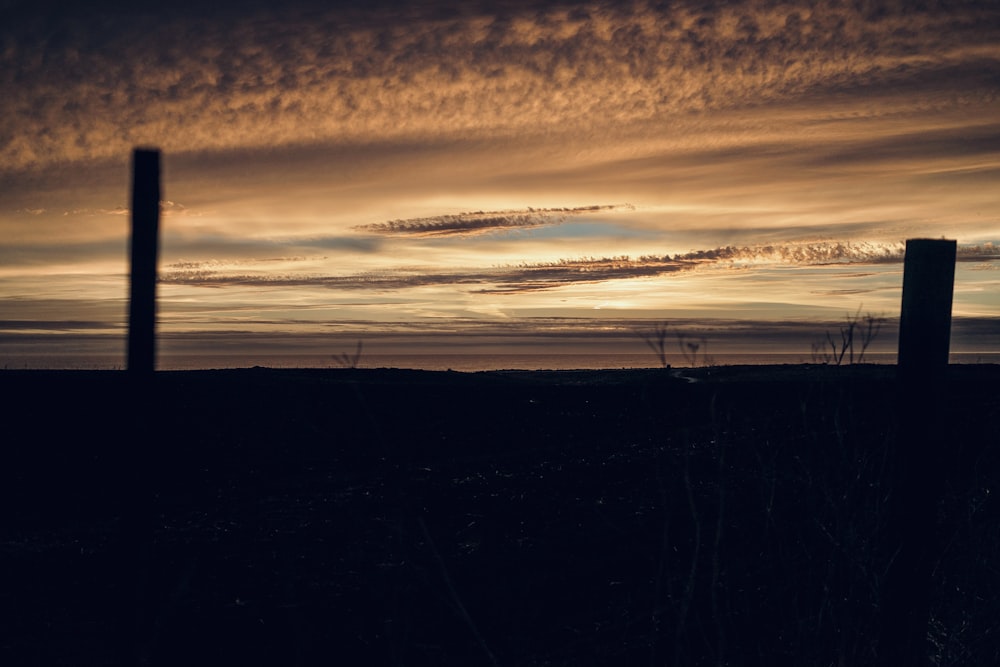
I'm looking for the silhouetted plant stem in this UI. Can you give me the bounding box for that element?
[640,322,671,368]
[333,340,364,368]
[677,332,712,367]
[812,306,884,365]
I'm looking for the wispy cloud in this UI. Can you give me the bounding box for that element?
[355,204,630,237]
[669,241,969,266]
[159,241,1000,294]
[0,319,119,332]
[164,257,313,271]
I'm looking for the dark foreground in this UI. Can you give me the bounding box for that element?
[2,365,999,666]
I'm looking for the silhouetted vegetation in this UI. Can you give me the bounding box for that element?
[675,331,714,367]
[640,322,715,368]
[332,340,364,368]
[811,306,884,365]
[639,321,671,368]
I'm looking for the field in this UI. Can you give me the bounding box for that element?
[2,365,999,666]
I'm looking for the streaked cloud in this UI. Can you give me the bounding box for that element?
[159,241,1000,295]
[356,204,630,237]
[0,319,119,332]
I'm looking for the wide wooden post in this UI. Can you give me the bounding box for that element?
[897,238,956,377]
[127,148,161,374]
[877,238,957,665]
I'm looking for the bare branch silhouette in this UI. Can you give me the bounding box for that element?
[639,322,671,369]
[333,340,364,368]
[811,306,884,365]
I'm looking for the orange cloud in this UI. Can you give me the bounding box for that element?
[3,1,998,171]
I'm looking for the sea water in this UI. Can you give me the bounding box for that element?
[5,352,1000,371]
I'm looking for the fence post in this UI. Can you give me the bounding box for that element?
[119,148,163,662]
[878,238,957,666]
[897,238,956,378]
[127,148,161,374]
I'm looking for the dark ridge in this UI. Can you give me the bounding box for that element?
[2,364,998,665]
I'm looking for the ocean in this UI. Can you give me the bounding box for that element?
[4,352,1000,372]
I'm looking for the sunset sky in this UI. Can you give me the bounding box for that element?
[2,0,999,367]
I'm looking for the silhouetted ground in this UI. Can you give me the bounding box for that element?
[1,365,998,666]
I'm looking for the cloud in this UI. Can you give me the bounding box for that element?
[0,319,118,332]
[17,200,191,218]
[672,241,907,265]
[161,233,381,261]
[3,0,998,172]
[355,204,630,237]
[958,242,1000,260]
[159,240,1000,294]
[295,235,383,252]
[809,288,879,297]
[0,238,127,266]
[800,122,1000,170]
[164,257,312,271]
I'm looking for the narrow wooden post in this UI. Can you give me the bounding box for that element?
[120,149,162,661]
[878,238,957,665]
[897,238,956,378]
[127,148,161,374]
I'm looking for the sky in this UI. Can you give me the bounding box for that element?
[1,0,999,367]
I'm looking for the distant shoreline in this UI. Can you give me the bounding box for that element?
[3,361,999,385]
[5,351,1000,373]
